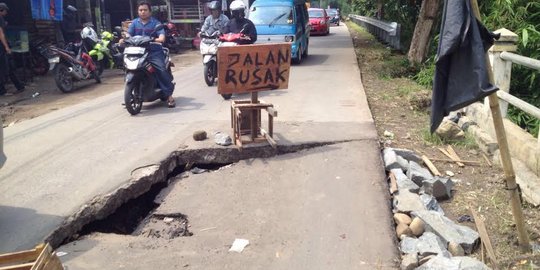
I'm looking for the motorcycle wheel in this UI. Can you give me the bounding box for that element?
[54,63,74,93]
[221,94,232,100]
[97,60,105,76]
[204,60,216,86]
[93,70,102,83]
[31,55,49,76]
[124,80,143,115]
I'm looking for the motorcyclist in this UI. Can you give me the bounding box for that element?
[224,0,257,44]
[124,1,176,108]
[200,1,229,36]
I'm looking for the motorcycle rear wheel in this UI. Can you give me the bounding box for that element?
[54,63,74,93]
[204,60,216,86]
[124,80,143,115]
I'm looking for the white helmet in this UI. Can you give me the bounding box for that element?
[230,0,245,11]
[81,25,98,43]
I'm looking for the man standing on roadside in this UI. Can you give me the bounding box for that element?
[0,2,24,96]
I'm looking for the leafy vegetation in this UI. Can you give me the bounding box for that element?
[341,0,540,137]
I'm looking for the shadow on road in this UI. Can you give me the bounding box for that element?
[298,54,330,66]
[0,205,65,253]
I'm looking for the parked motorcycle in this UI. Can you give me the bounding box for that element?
[29,38,50,76]
[199,31,249,100]
[88,28,124,75]
[163,22,183,54]
[122,24,174,115]
[46,41,101,93]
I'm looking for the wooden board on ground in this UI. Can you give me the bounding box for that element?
[217,43,291,94]
[0,243,63,270]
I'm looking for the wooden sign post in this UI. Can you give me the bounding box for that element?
[218,43,291,147]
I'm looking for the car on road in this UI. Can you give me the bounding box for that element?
[249,0,311,64]
[308,8,329,35]
[326,8,340,26]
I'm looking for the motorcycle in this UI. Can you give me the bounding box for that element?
[45,40,101,93]
[88,28,124,75]
[199,31,250,100]
[122,24,174,115]
[29,38,50,76]
[199,31,220,87]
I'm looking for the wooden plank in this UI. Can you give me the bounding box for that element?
[261,129,277,149]
[446,146,465,167]
[429,158,481,165]
[0,263,33,270]
[482,153,493,167]
[421,155,442,176]
[266,107,278,117]
[388,171,398,194]
[470,207,499,269]
[438,147,455,160]
[217,43,291,94]
[0,250,40,266]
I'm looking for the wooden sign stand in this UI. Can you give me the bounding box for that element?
[218,43,291,148]
[231,92,278,148]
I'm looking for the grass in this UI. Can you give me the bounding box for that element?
[420,127,479,148]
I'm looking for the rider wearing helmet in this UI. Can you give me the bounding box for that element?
[224,0,257,44]
[200,1,229,35]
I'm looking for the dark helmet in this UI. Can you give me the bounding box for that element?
[208,1,221,11]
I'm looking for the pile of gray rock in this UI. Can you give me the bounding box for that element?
[383,147,490,270]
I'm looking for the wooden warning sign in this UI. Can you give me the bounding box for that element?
[217,43,291,94]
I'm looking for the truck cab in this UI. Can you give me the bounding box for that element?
[248,0,310,64]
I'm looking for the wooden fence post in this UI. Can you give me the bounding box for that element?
[488,28,518,117]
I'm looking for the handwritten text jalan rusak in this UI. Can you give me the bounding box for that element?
[218,44,291,94]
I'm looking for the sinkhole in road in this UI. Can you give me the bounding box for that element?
[75,163,230,241]
[49,143,345,248]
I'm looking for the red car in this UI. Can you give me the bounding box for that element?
[308,8,329,35]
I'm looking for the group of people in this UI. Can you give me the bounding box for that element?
[124,0,257,108]
[0,0,258,103]
[200,0,257,44]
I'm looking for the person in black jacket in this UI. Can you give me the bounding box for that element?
[225,0,257,44]
[0,2,24,95]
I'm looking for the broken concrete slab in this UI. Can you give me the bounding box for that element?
[435,119,465,141]
[415,255,460,270]
[393,190,428,214]
[214,132,232,146]
[407,161,433,186]
[399,232,449,258]
[421,177,454,201]
[394,213,412,225]
[413,210,479,254]
[400,253,418,270]
[391,148,423,164]
[391,168,420,193]
[416,255,490,270]
[419,194,445,215]
[383,148,408,171]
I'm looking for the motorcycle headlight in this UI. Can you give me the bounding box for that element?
[284,36,294,42]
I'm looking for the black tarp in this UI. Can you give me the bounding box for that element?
[430,0,498,133]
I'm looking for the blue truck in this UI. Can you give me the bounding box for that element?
[248,0,310,64]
